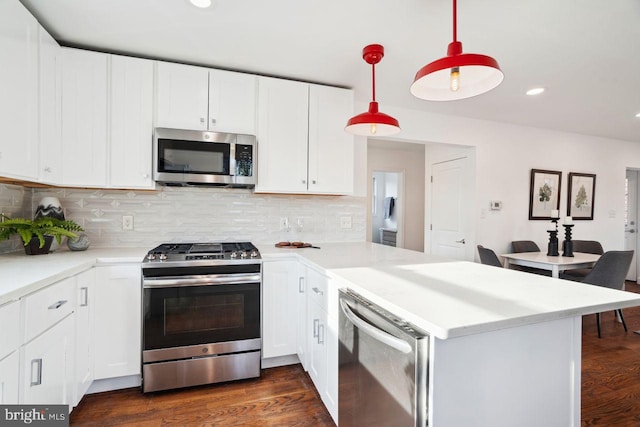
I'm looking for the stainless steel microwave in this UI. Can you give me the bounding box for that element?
[153,128,256,188]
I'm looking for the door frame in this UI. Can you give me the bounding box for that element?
[368,169,405,248]
[625,168,640,282]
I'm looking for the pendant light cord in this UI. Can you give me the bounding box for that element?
[371,63,376,102]
[452,0,457,43]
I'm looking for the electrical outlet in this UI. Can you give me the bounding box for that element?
[340,216,352,229]
[122,215,134,231]
[279,217,289,230]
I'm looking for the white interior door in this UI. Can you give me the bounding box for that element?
[430,157,470,260]
[625,169,638,282]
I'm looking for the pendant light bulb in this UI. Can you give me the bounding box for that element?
[450,67,460,92]
[345,44,400,136]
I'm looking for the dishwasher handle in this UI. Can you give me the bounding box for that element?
[340,299,412,354]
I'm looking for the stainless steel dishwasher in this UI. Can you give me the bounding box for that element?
[338,289,429,427]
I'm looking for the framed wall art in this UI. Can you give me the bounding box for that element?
[529,169,562,220]
[567,172,596,220]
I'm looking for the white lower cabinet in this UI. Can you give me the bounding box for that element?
[20,314,74,406]
[93,264,141,380]
[74,269,95,405]
[296,265,307,369]
[304,265,338,423]
[262,259,299,359]
[0,351,20,404]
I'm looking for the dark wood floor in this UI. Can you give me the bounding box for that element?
[71,282,640,426]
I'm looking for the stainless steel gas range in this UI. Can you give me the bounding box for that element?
[141,242,261,393]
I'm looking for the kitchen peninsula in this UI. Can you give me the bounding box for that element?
[2,242,639,426]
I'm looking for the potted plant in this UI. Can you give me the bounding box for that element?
[0,214,84,255]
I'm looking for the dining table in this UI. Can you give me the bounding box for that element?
[500,251,600,279]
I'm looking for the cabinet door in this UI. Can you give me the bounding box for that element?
[209,69,257,134]
[0,1,39,180]
[61,48,108,187]
[20,314,73,406]
[296,265,308,369]
[308,85,354,195]
[38,26,62,184]
[255,77,309,193]
[155,61,209,130]
[93,265,141,380]
[262,260,299,359]
[74,269,94,405]
[0,351,20,404]
[307,298,326,392]
[0,301,20,361]
[110,55,154,189]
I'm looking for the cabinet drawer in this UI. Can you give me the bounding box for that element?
[0,301,21,359]
[23,277,75,343]
[307,268,328,311]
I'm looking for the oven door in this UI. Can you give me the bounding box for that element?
[143,277,260,352]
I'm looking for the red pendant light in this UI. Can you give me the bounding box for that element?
[410,0,503,101]
[345,44,400,136]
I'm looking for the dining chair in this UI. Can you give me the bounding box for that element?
[477,245,503,267]
[511,240,541,253]
[561,240,604,279]
[566,250,634,338]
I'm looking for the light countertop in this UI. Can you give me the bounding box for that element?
[3,242,640,340]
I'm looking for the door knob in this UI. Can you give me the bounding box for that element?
[456,238,466,244]
[629,229,636,234]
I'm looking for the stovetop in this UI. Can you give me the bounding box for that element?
[143,242,260,265]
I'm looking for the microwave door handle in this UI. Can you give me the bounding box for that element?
[230,144,236,176]
[339,299,412,354]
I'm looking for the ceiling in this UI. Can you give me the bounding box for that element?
[20,0,640,143]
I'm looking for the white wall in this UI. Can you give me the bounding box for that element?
[356,101,640,259]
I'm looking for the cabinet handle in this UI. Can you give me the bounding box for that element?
[211,118,217,125]
[313,318,319,338]
[312,180,316,184]
[318,324,325,345]
[298,277,305,293]
[30,359,42,386]
[43,166,52,173]
[200,117,205,124]
[80,287,89,307]
[302,180,306,184]
[312,287,324,296]
[48,300,67,310]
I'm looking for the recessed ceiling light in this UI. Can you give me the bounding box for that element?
[526,87,545,96]
[635,112,640,118]
[190,0,211,8]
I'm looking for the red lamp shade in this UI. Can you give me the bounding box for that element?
[411,0,503,101]
[345,101,400,136]
[346,44,400,136]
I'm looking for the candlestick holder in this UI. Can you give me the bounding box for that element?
[562,224,574,257]
[547,218,559,256]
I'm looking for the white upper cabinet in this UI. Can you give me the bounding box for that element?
[155,61,209,131]
[256,77,310,193]
[61,48,108,187]
[208,69,257,135]
[110,55,154,189]
[308,84,354,195]
[0,1,39,181]
[156,61,256,134]
[256,77,355,195]
[38,27,62,184]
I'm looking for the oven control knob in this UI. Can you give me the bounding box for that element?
[230,251,238,259]
[147,253,156,261]
[250,250,259,258]
[240,251,248,259]
[159,253,168,261]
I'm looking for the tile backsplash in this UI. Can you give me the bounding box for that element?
[17,185,367,250]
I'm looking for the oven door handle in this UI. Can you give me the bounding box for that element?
[143,273,261,288]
